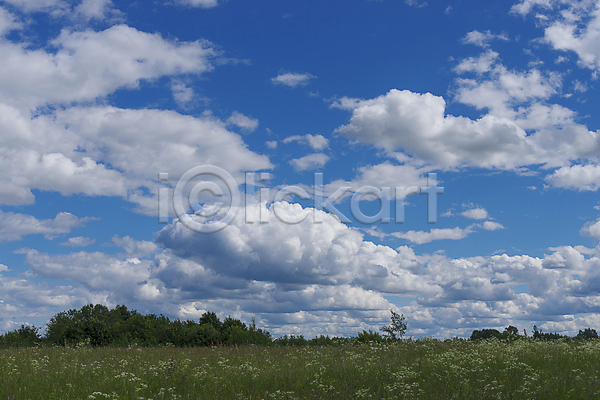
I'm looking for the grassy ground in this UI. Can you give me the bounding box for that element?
[2,338,600,399]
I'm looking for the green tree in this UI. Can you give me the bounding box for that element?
[381,310,407,340]
[577,328,598,340]
[470,329,501,341]
[357,330,385,343]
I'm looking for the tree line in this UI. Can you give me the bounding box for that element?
[0,305,409,347]
[0,304,272,347]
[470,325,599,341]
[1,304,598,347]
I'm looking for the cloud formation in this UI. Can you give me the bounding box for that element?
[271,72,315,88]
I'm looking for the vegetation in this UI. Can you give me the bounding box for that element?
[1,304,598,348]
[2,338,600,399]
[1,304,272,348]
[2,305,600,398]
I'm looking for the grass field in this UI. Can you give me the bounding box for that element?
[2,338,600,399]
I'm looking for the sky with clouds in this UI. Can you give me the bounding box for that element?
[1,0,600,338]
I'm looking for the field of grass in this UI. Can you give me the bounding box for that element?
[2,338,600,399]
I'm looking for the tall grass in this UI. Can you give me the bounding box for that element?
[1,338,600,399]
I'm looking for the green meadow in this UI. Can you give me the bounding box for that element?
[2,338,600,399]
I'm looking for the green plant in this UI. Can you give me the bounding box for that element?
[381,310,406,340]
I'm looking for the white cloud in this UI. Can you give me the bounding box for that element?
[0,24,217,110]
[0,18,267,215]
[0,6,21,36]
[2,201,600,337]
[324,161,430,198]
[0,211,94,243]
[482,221,505,231]
[271,72,315,88]
[335,76,600,176]
[283,134,329,151]
[73,0,120,22]
[175,0,219,8]
[454,52,562,117]
[171,80,194,106]
[462,207,489,220]
[23,248,154,294]
[510,0,553,16]
[0,0,68,13]
[226,111,259,133]
[0,104,272,210]
[109,236,159,258]
[454,50,500,74]
[336,89,535,169]
[546,164,600,191]
[392,226,474,244]
[60,236,96,247]
[289,153,330,171]
[266,140,278,149]
[514,0,600,72]
[405,0,427,8]
[580,220,600,239]
[462,30,509,47]
[441,209,454,217]
[151,202,600,336]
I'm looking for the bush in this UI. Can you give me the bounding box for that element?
[357,330,385,343]
[576,328,598,340]
[0,325,41,347]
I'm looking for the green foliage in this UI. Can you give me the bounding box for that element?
[357,329,385,343]
[470,328,501,341]
[532,325,566,341]
[273,334,308,346]
[469,325,600,342]
[37,304,272,347]
[577,328,598,340]
[0,325,41,347]
[381,309,407,340]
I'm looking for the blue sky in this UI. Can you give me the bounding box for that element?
[1,0,600,338]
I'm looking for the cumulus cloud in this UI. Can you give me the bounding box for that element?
[174,0,219,8]
[546,164,600,191]
[324,161,430,198]
[109,236,159,258]
[149,202,600,336]
[454,51,562,119]
[580,220,600,239]
[0,0,68,13]
[73,0,121,22]
[482,221,505,231]
[462,30,509,47]
[289,153,330,171]
[1,201,599,337]
[405,0,427,8]
[171,80,195,106]
[510,0,553,16]
[392,226,475,244]
[0,24,218,109]
[335,70,600,179]
[336,89,538,169]
[0,104,271,211]
[266,140,278,149]
[283,134,329,151]
[0,211,94,243]
[226,111,259,133]
[60,236,96,247]
[462,207,489,220]
[0,6,21,36]
[513,0,600,72]
[271,72,315,88]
